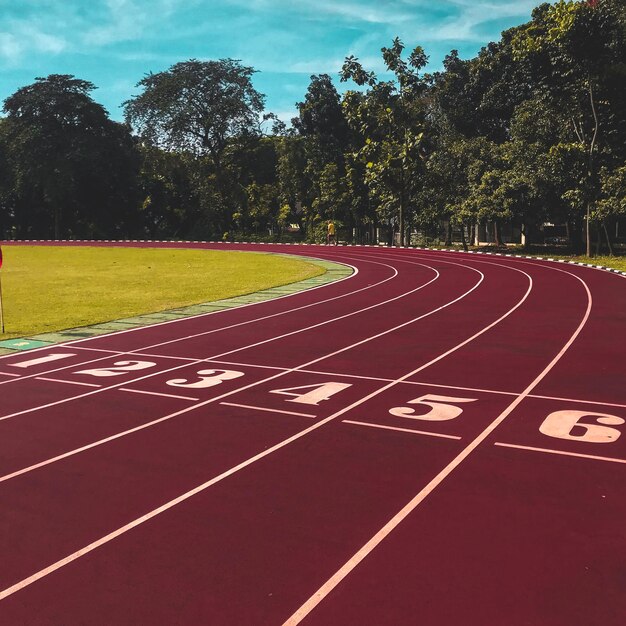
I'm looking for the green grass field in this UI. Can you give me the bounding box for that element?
[0,246,324,340]
[548,254,626,272]
[441,244,626,272]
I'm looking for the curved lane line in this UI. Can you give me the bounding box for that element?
[283,264,592,626]
[0,260,531,602]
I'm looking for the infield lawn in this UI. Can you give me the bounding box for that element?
[0,245,324,340]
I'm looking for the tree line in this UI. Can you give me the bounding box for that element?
[0,0,624,255]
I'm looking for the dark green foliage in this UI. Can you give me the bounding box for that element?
[0,2,624,252]
[1,75,140,239]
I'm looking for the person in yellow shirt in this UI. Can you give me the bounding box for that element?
[327,220,336,245]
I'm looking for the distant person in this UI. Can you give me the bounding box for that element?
[327,220,336,245]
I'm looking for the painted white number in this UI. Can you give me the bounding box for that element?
[10,353,77,368]
[389,394,477,421]
[76,360,156,378]
[270,382,352,406]
[166,369,244,389]
[539,410,625,444]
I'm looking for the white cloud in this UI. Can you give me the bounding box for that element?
[0,23,67,63]
[0,34,22,62]
[425,0,538,42]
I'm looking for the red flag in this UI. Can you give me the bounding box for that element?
[0,245,3,270]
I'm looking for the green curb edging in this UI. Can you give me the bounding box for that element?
[0,254,353,354]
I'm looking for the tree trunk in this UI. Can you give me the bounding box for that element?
[494,221,504,247]
[586,205,592,257]
[460,224,468,252]
[445,222,452,246]
[399,198,405,247]
[54,206,60,240]
[568,218,584,255]
[586,79,599,258]
[603,221,614,256]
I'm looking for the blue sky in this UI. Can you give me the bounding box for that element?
[0,0,539,124]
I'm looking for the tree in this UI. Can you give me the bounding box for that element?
[291,75,352,238]
[2,74,140,239]
[512,0,626,254]
[124,59,266,236]
[341,38,427,246]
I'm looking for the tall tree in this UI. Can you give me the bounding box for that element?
[512,0,626,254]
[341,38,428,246]
[124,59,266,236]
[2,74,139,238]
[292,75,352,237]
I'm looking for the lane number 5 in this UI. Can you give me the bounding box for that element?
[389,394,477,421]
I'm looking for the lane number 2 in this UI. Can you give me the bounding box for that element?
[76,360,156,377]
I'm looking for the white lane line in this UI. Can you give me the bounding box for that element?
[0,372,20,377]
[282,267,590,626]
[35,377,101,388]
[524,393,626,410]
[0,264,448,482]
[0,261,438,424]
[220,402,316,419]
[72,346,198,362]
[119,388,199,402]
[0,264,530,602]
[494,442,626,465]
[343,420,462,440]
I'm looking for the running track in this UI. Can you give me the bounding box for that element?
[0,241,625,625]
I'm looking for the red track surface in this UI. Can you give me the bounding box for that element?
[0,241,625,625]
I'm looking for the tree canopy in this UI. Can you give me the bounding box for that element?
[0,1,624,254]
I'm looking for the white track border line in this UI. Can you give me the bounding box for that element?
[282,267,592,625]
[0,262,533,602]
[220,402,316,419]
[119,388,200,402]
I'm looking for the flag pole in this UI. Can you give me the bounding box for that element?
[0,244,4,333]
[0,271,4,334]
